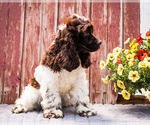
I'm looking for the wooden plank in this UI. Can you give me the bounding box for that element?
[124,0,140,44]
[0,3,9,104]
[42,1,58,54]
[58,0,75,24]
[20,1,42,92]
[90,1,108,104]
[75,0,91,18]
[2,3,23,104]
[106,2,121,104]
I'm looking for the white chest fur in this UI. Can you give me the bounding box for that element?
[34,65,87,95]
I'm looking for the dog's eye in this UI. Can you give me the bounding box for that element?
[86,25,94,33]
[82,24,94,33]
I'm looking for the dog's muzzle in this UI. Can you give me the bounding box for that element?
[89,40,102,52]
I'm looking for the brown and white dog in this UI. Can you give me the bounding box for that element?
[12,14,102,118]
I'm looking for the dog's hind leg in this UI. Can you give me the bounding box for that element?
[12,85,42,113]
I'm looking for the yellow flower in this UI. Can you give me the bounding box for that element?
[132,53,137,57]
[131,43,139,53]
[113,47,121,55]
[128,61,134,66]
[117,64,124,75]
[126,54,134,61]
[106,59,110,65]
[124,49,130,54]
[102,78,108,84]
[145,57,150,62]
[121,90,130,100]
[113,56,118,64]
[100,61,105,69]
[129,38,136,47]
[147,41,150,46]
[109,79,112,83]
[102,76,109,84]
[148,62,150,69]
[114,83,117,92]
[128,71,140,82]
[117,80,126,89]
[124,38,130,44]
[138,61,148,68]
[148,93,150,101]
[107,53,115,60]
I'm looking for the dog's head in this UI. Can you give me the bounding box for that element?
[65,14,102,53]
[42,14,102,72]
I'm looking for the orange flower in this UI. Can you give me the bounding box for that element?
[146,29,150,37]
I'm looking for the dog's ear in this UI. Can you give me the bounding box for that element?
[56,32,80,72]
[79,52,91,68]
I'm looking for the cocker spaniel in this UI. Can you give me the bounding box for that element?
[12,14,102,118]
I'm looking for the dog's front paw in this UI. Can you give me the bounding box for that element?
[77,109,97,117]
[76,103,97,117]
[12,104,28,114]
[43,108,64,119]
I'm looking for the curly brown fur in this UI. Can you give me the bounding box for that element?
[79,52,91,68]
[41,14,101,72]
[41,28,79,72]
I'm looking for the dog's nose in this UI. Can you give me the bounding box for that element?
[99,41,102,45]
[97,40,102,46]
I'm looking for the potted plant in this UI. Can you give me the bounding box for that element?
[100,29,150,101]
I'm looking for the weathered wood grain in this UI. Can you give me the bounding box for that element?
[0,3,9,103]
[42,1,58,54]
[106,2,121,104]
[75,0,91,18]
[124,0,140,47]
[90,1,108,104]
[2,3,22,104]
[58,0,75,24]
[20,1,42,92]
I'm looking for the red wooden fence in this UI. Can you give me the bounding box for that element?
[0,0,140,104]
